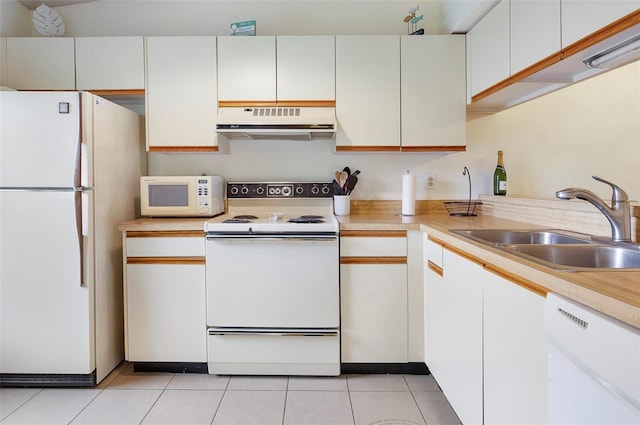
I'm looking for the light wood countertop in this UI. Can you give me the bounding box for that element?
[118,217,209,232]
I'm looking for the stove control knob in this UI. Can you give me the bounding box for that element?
[295,185,304,195]
[311,185,320,195]
[256,186,265,195]
[321,184,330,195]
[282,186,292,197]
[241,186,249,195]
[230,185,239,195]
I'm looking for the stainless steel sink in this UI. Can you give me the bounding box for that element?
[451,229,592,245]
[508,244,640,270]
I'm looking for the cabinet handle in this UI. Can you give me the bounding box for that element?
[427,260,443,277]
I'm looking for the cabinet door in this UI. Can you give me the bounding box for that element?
[424,237,443,367]
[335,36,400,149]
[7,37,75,89]
[467,0,510,97]
[561,0,640,48]
[401,35,466,148]
[0,37,7,87]
[75,37,144,90]
[146,36,219,150]
[126,263,206,362]
[434,249,483,425]
[217,36,276,102]
[277,36,335,101]
[341,263,408,363]
[511,0,561,74]
[483,270,548,424]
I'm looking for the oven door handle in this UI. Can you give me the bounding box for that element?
[208,328,338,337]
[206,236,337,242]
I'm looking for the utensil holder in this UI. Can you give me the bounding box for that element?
[334,195,351,216]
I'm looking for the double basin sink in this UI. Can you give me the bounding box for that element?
[450,229,640,271]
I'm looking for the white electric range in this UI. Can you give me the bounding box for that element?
[205,182,340,376]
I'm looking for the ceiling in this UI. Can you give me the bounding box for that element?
[17,0,97,10]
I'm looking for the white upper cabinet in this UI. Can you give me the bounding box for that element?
[0,37,6,87]
[467,0,510,97]
[276,36,335,101]
[335,36,401,149]
[6,37,75,90]
[217,36,276,102]
[561,0,640,48]
[401,35,466,148]
[145,36,221,151]
[510,0,561,74]
[75,37,144,90]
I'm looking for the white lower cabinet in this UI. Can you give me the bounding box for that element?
[340,231,409,363]
[126,263,206,362]
[483,269,547,424]
[341,263,408,362]
[424,231,549,425]
[434,248,484,425]
[123,232,206,363]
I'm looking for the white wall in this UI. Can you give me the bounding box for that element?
[52,1,444,36]
[0,1,31,36]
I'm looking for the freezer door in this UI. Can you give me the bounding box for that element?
[0,91,82,188]
[0,190,93,374]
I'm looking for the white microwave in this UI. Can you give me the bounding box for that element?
[140,176,224,217]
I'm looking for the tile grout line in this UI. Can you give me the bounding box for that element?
[136,372,176,425]
[0,388,43,423]
[405,376,428,425]
[281,377,290,425]
[346,375,357,425]
[66,387,104,425]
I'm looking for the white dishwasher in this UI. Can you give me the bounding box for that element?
[545,293,640,424]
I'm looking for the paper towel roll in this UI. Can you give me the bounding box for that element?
[402,173,416,216]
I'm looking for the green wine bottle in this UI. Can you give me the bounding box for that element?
[493,150,507,195]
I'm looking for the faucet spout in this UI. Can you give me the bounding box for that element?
[555,176,631,242]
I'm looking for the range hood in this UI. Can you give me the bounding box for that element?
[216,106,336,141]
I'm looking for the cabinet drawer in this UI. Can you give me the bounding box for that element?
[340,232,407,257]
[126,233,204,257]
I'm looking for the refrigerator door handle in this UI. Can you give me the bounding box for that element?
[74,190,85,288]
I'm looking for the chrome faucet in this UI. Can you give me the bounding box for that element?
[556,176,631,242]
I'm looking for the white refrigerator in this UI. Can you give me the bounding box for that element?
[0,91,145,386]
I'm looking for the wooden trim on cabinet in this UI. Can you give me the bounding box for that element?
[471,10,640,104]
[127,256,206,265]
[427,235,446,247]
[443,244,485,267]
[341,230,407,238]
[562,9,640,58]
[341,256,407,265]
[218,101,278,107]
[335,146,401,152]
[218,100,336,107]
[483,263,549,298]
[126,231,204,238]
[276,100,336,107]
[148,146,219,152]
[427,260,443,277]
[87,89,145,96]
[401,146,466,153]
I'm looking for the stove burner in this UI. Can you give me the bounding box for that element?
[288,216,325,224]
[223,219,251,223]
[233,215,259,220]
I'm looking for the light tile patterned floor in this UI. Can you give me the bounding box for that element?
[0,363,461,425]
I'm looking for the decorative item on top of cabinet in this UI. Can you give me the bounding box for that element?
[123,230,207,372]
[146,36,226,153]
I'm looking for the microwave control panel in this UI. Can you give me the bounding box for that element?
[196,178,211,212]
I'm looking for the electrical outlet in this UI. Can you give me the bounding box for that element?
[426,174,436,190]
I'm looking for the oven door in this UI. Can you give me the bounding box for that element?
[205,234,339,328]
